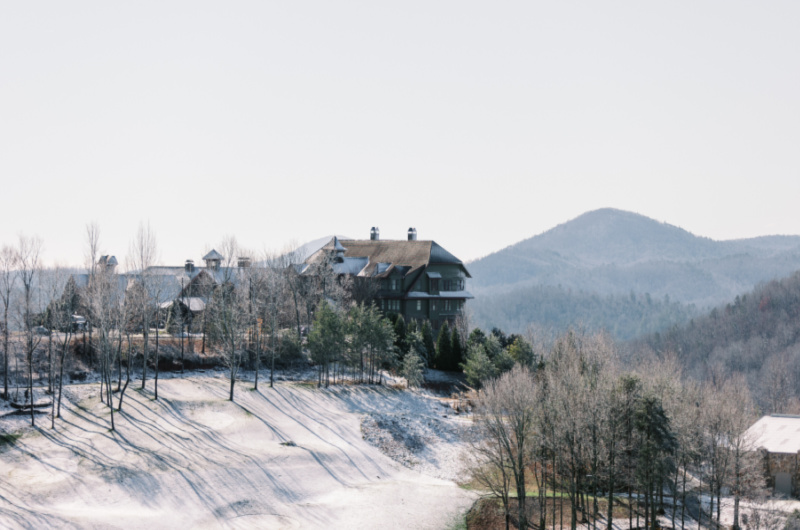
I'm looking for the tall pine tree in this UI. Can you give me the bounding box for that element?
[451,326,464,372]
[435,321,452,371]
[393,314,407,359]
[421,320,436,367]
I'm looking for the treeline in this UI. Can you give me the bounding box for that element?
[471,331,764,530]
[471,284,698,340]
[307,305,472,388]
[637,270,800,414]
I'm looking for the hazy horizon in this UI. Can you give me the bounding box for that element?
[3,1,798,267]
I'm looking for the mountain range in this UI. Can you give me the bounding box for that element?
[467,208,800,336]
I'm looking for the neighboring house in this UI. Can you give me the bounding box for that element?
[745,414,800,498]
[144,251,252,325]
[71,250,251,328]
[301,227,473,328]
[71,255,129,293]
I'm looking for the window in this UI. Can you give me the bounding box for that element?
[416,300,421,311]
[442,279,464,291]
[430,279,439,292]
[444,300,451,311]
[431,301,437,311]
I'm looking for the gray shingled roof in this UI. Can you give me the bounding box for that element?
[332,257,369,275]
[307,238,470,279]
[203,249,224,261]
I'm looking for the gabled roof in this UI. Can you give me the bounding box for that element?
[307,238,470,279]
[203,249,224,261]
[745,414,800,454]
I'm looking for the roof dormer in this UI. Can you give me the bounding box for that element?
[203,249,223,271]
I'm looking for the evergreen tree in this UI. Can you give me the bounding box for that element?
[406,329,429,368]
[491,327,509,347]
[421,320,436,366]
[468,327,486,348]
[393,314,407,359]
[462,342,496,387]
[635,394,677,529]
[483,334,502,361]
[436,321,452,370]
[451,326,464,372]
[402,349,425,388]
[493,348,515,375]
[308,300,345,387]
[507,336,535,367]
[346,303,397,384]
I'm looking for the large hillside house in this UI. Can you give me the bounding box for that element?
[301,227,473,328]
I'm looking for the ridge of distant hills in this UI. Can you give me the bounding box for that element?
[467,208,800,337]
[634,269,800,413]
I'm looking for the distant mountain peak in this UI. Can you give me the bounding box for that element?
[506,208,712,267]
[468,208,800,308]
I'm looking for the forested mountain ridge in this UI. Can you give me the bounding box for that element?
[634,270,800,414]
[469,208,800,306]
[472,284,699,341]
[467,209,800,335]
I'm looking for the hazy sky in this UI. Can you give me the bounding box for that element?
[2,1,798,268]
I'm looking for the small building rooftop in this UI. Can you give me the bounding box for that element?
[745,414,800,454]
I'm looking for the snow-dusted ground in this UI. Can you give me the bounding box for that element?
[0,372,477,529]
[696,495,800,529]
[360,394,475,482]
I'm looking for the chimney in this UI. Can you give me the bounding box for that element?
[370,227,380,241]
[185,260,194,273]
[237,257,252,269]
[408,227,417,241]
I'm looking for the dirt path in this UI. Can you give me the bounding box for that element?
[0,375,476,529]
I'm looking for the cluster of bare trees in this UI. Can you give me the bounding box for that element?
[0,235,47,426]
[0,225,137,430]
[472,331,764,530]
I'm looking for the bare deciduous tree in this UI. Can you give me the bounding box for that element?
[475,365,538,530]
[17,234,43,426]
[257,251,289,389]
[0,245,18,400]
[205,236,251,401]
[129,222,158,394]
[84,222,101,369]
[86,259,123,430]
[49,273,80,423]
